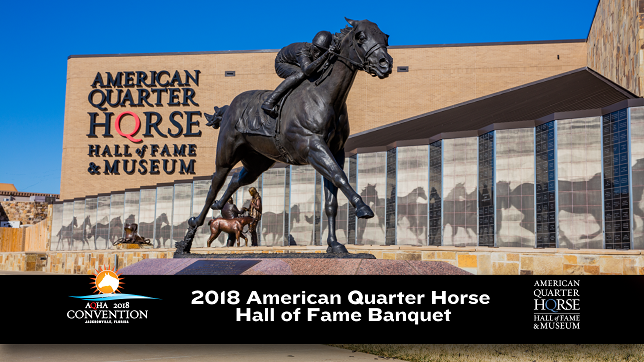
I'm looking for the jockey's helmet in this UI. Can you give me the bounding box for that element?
[312,31,333,52]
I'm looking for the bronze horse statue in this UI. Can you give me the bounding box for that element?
[181,18,393,253]
[206,216,256,247]
[114,223,151,245]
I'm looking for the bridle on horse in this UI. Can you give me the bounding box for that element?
[316,28,387,75]
[349,32,387,75]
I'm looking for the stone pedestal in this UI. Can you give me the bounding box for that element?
[118,258,472,275]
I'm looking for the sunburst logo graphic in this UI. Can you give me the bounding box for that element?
[91,265,124,294]
[71,265,157,301]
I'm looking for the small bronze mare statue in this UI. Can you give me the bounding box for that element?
[206,216,256,247]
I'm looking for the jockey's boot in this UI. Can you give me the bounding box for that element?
[261,96,279,118]
[262,74,300,118]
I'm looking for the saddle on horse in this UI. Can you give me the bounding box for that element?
[205,89,294,163]
[234,90,292,137]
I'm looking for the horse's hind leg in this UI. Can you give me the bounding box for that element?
[207,228,221,248]
[240,232,249,247]
[211,154,275,211]
[190,166,233,231]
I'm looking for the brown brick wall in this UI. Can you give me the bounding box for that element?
[61,42,586,200]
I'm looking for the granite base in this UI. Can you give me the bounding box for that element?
[118,258,472,275]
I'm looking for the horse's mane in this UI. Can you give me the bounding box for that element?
[334,25,353,44]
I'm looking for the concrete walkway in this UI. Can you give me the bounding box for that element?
[0,345,404,362]
[0,270,70,275]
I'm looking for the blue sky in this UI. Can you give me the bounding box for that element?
[0,0,598,195]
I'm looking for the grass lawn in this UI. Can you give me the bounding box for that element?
[329,344,643,361]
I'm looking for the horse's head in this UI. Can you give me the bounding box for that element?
[159,213,170,225]
[343,18,393,79]
[360,183,380,207]
[72,217,78,227]
[450,183,468,200]
[416,187,428,201]
[361,183,378,197]
[496,181,510,209]
[291,204,301,223]
[110,216,122,228]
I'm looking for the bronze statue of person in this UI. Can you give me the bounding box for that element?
[220,197,244,219]
[261,30,336,117]
[241,187,262,246]
[217,197,244,246]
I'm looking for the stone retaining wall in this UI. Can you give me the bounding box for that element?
[587,0,643,96]
[0,201,49,225]
[1,245,642,275]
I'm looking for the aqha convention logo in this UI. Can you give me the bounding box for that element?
[67,265,158,324]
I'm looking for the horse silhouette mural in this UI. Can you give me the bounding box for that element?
[631,158,644,245]
[351,184,429,244]
[179,18,393,254]
[87,216,120,249]
[76,215,92,249]
[396,186,428,242]
[136,213,170,248]
[443,183,478,244]
[356,184,385,244]
[262,205,302,246]
[56,216,78,250]
[495,172,610,247]
[108,216,124,246]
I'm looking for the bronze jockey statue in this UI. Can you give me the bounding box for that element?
[244,187,262,246]
[261,30,337,117]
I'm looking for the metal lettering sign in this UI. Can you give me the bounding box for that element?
[85,70,201,176]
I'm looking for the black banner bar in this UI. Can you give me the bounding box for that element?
[3,275,642,344]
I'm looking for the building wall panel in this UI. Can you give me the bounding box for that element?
[557,117,603,249]
[61,41,586,199]
[442,138,478,246]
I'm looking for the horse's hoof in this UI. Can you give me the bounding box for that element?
[188,217,198,228]
[356,204,374,219]
[326,242,348,254]
[210,200,224,210]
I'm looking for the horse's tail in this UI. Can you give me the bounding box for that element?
[205,105,229,129]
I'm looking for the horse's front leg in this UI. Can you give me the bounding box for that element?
[323,150,344,253]
[307,141,371,253]
[308,141,373,217]
[323,176,343,253]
